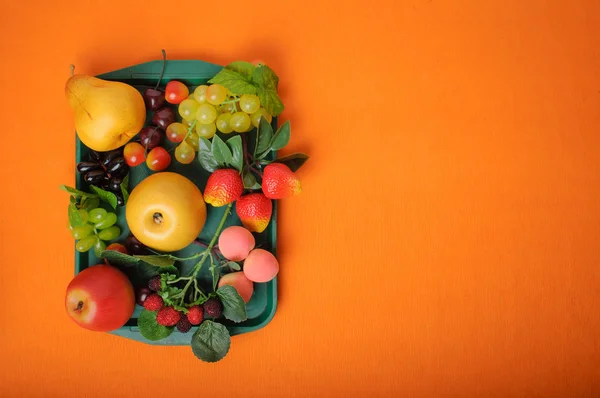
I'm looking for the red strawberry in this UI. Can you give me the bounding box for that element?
[156,306,181,326]
[262,163,302,199]
[204,169,243,207]
[236,193,273,233]
[187,305,204,325]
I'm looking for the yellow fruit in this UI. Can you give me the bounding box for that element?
[126,172,206,252]
[65,74,146,151]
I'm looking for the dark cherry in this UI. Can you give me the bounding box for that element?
[136,287,152,306]
[139,126,165,150]
[152,107,175,130]
[124,234,148,255]
[89,150,101,162]
[144,88,166,111]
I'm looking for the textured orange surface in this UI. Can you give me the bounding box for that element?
[1,0,600,396]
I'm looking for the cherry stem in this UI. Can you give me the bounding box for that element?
[154,49,167,90]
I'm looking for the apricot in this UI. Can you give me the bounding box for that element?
[243,249,279,283]
[218,226,255,261]
[218,272,254,303]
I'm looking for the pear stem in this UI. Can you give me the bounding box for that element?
[154,49,167,90]
[69,64,75,77]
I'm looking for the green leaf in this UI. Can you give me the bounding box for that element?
[217,285,247,323]
[89,185,118,209]
[252,65,284,116]
[273,153,310,172]
[68,203,86,227]
[212,135,233,165]
[138,263,179,280]
[138,310,174,341]
[208,68,257,95]
[255,117,273,157]
[120,174,130,205]
[60,185,98,199]
[226,61,256,79]
[242,169,261,190]
[269,121,291,151]
[100,250,139,267]
[191,320,231,362]
[225,261,241,271]
[226,135,243,172]
[80,196,100,211]
[134,255,175,268]
[199,138,219,172]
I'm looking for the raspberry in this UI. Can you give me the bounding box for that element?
[156,307,181,327]
[143,294,164,311]
[187,305,204,325]
[203,298,223,318]
[176,316,192,333]
[148,276,162,292]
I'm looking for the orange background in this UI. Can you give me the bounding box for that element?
[1,0,600,396]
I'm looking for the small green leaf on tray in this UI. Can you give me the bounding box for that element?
[242,169,261,190]
[199,138,219,172]
[212,135,233,165]
[68,203,87,227]
[120,174,130,205]
[273,153,310,172]
[191,320,231,362]
[226,61,256,79]
[255,117,274,157]
[100,251,178,278]
[216,285,247,323]
[138,309,174,341]
[226,135,243,172]
[60,185,99,199]
[269,121,291,151]
[89,185,118,209]
[134,255,176,268]
[208,68,257,95]
[225,261,241,271]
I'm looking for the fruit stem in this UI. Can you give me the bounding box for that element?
[75,301,84,311]
[183,120,198,142]
[154,49,167,90]
[69,64,75,77]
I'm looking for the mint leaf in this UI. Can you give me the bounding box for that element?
[255,117,273,157]
[273,153,309,172]
[120,174,130,205]
[199,138,219,172]
[134,255,175,267]
[60,185,98,199]
[138,310,174,341]
[269,121,291,151]
[216,285,247,323]
[68,203,86,227]
[191,320,231,362]
[252,65,284,116]
[226,135,243,172]
[211,135,233,166]
[208,68,257,95]
[89,185,118,209]
[226,61,256,79]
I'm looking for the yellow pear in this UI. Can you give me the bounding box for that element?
[65,74,146,151]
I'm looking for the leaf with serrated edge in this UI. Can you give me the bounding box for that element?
[89,185,118,209]
[191,320,231,362]
[138,310,174,341]
[208,68,256,95]
[217,285,247,323]
[226,61,256,79]
[256,86,284,117]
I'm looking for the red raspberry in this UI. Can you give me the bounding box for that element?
[156,307,181,327]
[187,305,204,325]
[143,294,164,311]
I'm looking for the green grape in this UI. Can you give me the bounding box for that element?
[239,94,261,114]
[76,235,97,252]
[95,212,117,229]
[193,85,208,103]
[175,141,196,164]
[178,99,200,120]
[183,118,195,127]
[78,209,89,224]
[81,197,100,211]
[196,103,218,124]
[71,223,94,240]
[98,226,121,241]
[196,121,216,138]
[230,112,252,133]
[186,133,200,151]
[206,84,228,105]
[89,208,108,224]
[93,237,107,257]
[250,108,273,128]
[216,113,233,134]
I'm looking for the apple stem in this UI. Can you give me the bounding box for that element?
[154,49,167,90]
[75,301,84,311]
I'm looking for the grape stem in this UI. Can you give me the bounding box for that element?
[154,49,167,90]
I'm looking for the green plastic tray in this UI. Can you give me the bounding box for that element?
[73,59,278,345]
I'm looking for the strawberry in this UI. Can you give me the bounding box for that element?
[204,169,243,207]
[236,193,273,233]
[156,306,181,326]
[187,305,204,325]
[262,163,302,199]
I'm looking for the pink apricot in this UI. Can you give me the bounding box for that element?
[218,272,254,303]
[218,226,255,261]
[243,249,279,283]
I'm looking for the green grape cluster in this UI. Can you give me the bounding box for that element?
[69,198,121,257]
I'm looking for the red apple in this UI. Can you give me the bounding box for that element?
[65,264,135,332]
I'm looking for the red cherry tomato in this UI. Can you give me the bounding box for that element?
[123,142,146,167]
[165,81,189,104]
[146,146,171,171]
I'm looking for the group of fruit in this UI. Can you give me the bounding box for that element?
[76,148,129,206]
[69,202,120,256]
